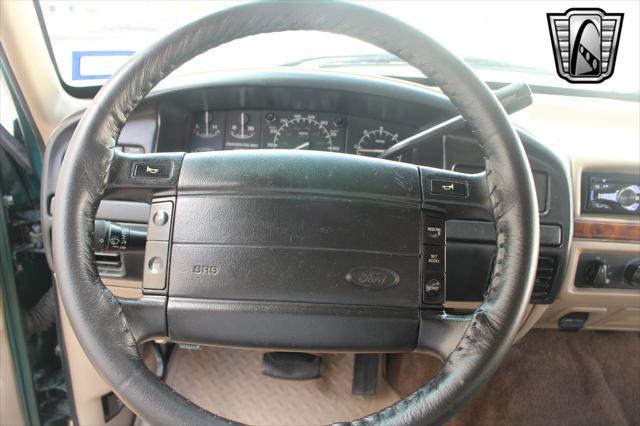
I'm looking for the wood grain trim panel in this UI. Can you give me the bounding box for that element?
[574,221,640,242]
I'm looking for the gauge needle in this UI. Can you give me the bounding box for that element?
[358,148,386,153]
[240,113,245,138]
[294,142,310,150]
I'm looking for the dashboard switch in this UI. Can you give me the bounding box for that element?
[143,241,168,290]
[423,245,445,272]
[624,262,640,287]
[430,179,467,196]
[422,215,445,245]
[584,260,610,288]
[147,201,174,241]
[423,272,445,304]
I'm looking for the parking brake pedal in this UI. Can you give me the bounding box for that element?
[261,352,322,380]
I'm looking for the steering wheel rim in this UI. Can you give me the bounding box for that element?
[52,2,539,425]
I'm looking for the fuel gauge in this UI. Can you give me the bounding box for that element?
[194,111,221,138]
[191,111,225,152]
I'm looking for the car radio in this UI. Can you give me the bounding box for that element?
[583,173,640,215]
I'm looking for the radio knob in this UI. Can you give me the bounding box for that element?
[624,263,640,287]
[584,260,610,287]
[617,185,640,209]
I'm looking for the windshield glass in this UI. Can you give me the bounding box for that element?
[39,1,639,96]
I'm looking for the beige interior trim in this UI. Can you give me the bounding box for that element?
[516,305,548,339]
[56,287,136,426]
[0,291,26,426]
[537,240,640,330]
[103,278,144,294]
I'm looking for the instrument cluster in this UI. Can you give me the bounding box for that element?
[190,110,414,159]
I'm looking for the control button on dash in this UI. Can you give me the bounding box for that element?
[423,245,445,272]
[423,215,445,244]
[422,272,445,304]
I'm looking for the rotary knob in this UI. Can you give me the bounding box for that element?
[617,185,640,211]
[584,260,610,288]
[624,263,640,287]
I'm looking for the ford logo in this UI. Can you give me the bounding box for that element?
[346,267,400,290]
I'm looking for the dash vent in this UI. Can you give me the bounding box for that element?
[531,256,556,303]
[95,252,125,277]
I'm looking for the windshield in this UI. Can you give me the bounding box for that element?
[39,1,639,96]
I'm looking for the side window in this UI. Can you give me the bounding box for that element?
[0,73,21,138]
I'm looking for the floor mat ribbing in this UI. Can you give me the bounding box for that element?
[162,348,400,425]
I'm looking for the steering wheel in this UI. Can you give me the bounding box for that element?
[52,2,539,425]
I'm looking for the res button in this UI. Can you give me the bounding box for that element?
[423,215,445,245]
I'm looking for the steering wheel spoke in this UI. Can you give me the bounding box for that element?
[119,295,168,343]
[419,165,492,220]
[105,150,184,201]
[417,311,472,359]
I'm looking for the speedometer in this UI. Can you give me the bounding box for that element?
[273,117,333,151]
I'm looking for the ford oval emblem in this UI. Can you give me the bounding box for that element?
[346,267,400,290]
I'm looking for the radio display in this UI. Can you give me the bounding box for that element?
[584,174,640,215]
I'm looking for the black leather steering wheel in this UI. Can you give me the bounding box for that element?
[52,2,539,425]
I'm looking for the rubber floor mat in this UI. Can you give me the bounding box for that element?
[160,347,401,425]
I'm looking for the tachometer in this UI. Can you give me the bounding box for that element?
[356,127,399,157]
[272,116,333,151]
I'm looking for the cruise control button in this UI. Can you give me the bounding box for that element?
[143,241,168,290]
[425,278,441,295]
[423,245,445,272]
[133,162,172,178]
[147,201,174,241]
[423,215,445,244]
[431,179,468,196]
[423,272,445,304]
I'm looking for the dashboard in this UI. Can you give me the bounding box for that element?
[40,69,639,333]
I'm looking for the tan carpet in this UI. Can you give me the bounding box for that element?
[388,330,640,426]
